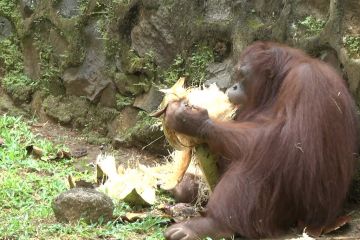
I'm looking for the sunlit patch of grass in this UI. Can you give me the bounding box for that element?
[0,115,168,239]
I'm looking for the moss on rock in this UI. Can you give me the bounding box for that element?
[42,95,88,125]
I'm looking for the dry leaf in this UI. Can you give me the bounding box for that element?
[122,188,155,206]
[48,150,72,161]
[31,122,48,128]
[56,150,72,159]
[68,175,95,189]
[68,175,75,189]
[122,212,148,222]
[96,164,108,185]
[26,145,44,158]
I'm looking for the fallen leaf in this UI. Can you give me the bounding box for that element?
[122,188,155,207]
[31,122,48,128]
[56,150,72,159]
[0,138,4,147]
[48,150,72,161]
[122,212,148,222]
[96,164,108,185]
[68,175,75,189]
[26,145,44,158]
[68,175,95,189]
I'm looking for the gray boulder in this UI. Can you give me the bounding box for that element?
[20,0,37,17]
[133,86,164,112]
[0,17,13,40]
[131,1,209,68]
[204,59,234,90]
[56,0,80,18]
[63,19,113,102]
[204,0,233,24]
[52,188,114,223]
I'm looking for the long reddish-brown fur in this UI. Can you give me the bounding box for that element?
[164,41,359,239]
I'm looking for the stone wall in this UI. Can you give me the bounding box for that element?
[0,0,359,154]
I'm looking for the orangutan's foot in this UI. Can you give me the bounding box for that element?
[164,216,233,240]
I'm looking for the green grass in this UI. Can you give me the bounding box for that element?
[0,115,168,239]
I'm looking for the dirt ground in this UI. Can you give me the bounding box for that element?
[30,121,360,240]
[30,121,163,172]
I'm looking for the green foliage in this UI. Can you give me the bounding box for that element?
[121,50,156,93]
[112,0,131,4]
[2,72,36,102]
[0,38,24,72]
[344,35,360,58]
[78,0,90,13]
[0,115,168,239]
[162,45,214,87]
[125,44,214,89]
[116,94,134,110]
[128,111,160,135]
[187,45,214,86]
[247,16,264,30]
[123,110,162,144]
[96,0,132,59]
[128,50,157,77]
[298,16,326,36]
[105,37,122,59]
[0,37,36,101]
[0,0,17,15]
[142,52,158,78]
[162,54,186,87]
[2,72,35,89]
[33,34,61,90]
[0,0,22,30]
[137,110,160,128]
[100,0,132,20]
